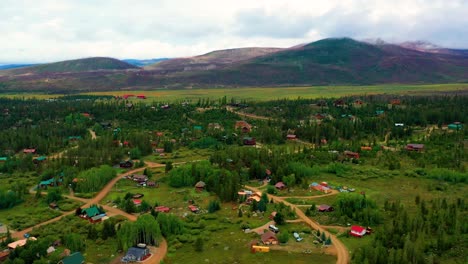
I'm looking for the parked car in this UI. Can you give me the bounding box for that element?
[293,232,303,242]
[269,225,279,233]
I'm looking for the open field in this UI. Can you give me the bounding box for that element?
[1,83,467,101]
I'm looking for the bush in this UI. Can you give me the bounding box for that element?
[278,232,289,244]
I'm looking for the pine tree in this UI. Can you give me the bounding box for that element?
[194,237,204,252]
[238,208,243,217]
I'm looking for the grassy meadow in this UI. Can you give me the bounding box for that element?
[0,83,467,101]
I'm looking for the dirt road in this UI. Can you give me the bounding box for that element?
[245,185,350,264]
[226,106,275,121]
[89,129,97,140]
[245,221,274,235]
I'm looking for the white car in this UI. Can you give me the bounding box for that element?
[293,232,303,242]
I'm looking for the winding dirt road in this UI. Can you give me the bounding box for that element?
[12,162,168,264]
[245,185,349,264]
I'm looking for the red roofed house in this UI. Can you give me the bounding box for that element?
[235,121,252,133]
[350,225,367,237]
[318,204,334,212]
[133,199,142,206]
[122,94,134,99]
[405,144,424,152]
[344,151,360,159]
[275,182,286,190]
[261,231,279,245]
[154,206,170,213]
[286,134,297,140]
[23,148,36,154]
[136,95,147,99]
[0,251,10,262]
[188,205,199,213]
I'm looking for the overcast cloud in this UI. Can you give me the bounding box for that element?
[0,0,467,63]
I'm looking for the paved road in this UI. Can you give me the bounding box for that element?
[245,185,350,264]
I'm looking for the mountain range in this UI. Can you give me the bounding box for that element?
[0,38,467,92]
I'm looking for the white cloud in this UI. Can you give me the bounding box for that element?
[0,0,467,63]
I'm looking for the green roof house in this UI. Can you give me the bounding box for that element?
[448,122,463,130]
[58,252,84,264]
[0,157,7,162]
[83,206,101,218]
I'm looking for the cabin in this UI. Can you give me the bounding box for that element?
[353,99,364,107]
[375,110,385,116]
[333,99,346,107]
[235,121,252,133]
[243,137,256,146]
[395,123,404,127]
[49,202,59,210]
[154,206,171,213]
[350,225,367,238]
[344,151,360,159]
[133,199,142,206]
[309,182,331,194]
[8,237,37,250]
[119,160,133,168]
[195,181,206,192]
[39,178,59,188]
[122,245,150,262]
[161,104,170,109]
[286,134,297,140]
[360,146,372,151]
[81,112,91,118]
[275,182,286,190]
[318,204,334,212]
[80,205,106,223]
[58,252,85,264]
[261,231,279,245]
[68,136,82,141]
[133,193,144,199]
[147,181,158,188]
[0,157,7,163]
[188,205,199,213]
[390,99,401,105]
[33,156,47,164]
[448,122,463,130]
[100,122,112,129]
[23,148,36,154]
[132,174,148,183]
[406,144,424,152]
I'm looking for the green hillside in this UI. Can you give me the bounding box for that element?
[8,57,139,74]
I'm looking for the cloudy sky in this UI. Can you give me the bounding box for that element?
[1,0,467,63]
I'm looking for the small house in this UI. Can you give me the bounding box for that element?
[235,121,252,133]
[286,134,297,140]
[405,144,424,152]
[47,246,56,255]
[333,99,346,107]
[136,95,147,99]
[154,206,171,213]
[132,174,148,183]
[80,205,106,223]
[147,181,158,188]
[318,204,334,212]
[122,245,150,262]
[188,205,199,213]
[261,231,279,245]
[395,123,404,127]
[68,136,82,141]
[0,157,7,163]
[133,199,142,206]
[100,122,112,129]
[58,252,85,264]
[119,160,133,168]
[353,99,364,108]
[309,182,331,194]
[243,137,256,146]
[81,113,91,118]
[49,202,59,210]
[246,193,261,204]
[133,193,144,199]
[33,156,47,164]
[375,110,385,116]
[275,182,286,190]
[8,237,37,250]
[344,151,360,159]
[390,99,401,105]
[23,148,36,154]
[350,225,367,238]
[208,123,223,131]
[195,181,206,192]
[448,122,463,130]
[360,146,372,151]
[122,94,134,99]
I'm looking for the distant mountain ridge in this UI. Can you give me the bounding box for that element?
[2,57,138,75]
[144,47,283,73]
[0,38,467,92]
[0,64,37,70]
[123,58,169,67]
